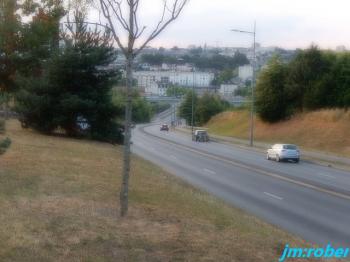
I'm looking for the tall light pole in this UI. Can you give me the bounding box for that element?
[191,68,195,136]
[231,21,256,147]
[173,66,177,126]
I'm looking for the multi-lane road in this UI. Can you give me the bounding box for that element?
[131,112,350,246]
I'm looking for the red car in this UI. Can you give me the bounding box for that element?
[160,124,169,131]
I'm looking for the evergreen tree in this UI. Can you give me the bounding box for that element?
[16,12,123,143]
[18,0,65,77]
[332,53,350,108]
[0,0,21,92]
[285,45,332,111]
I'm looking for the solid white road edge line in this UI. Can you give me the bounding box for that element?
[203,168,216,175]
[263,192,284,201]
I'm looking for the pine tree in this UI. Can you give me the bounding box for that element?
[0,0,21,92]
[16,11,123,143]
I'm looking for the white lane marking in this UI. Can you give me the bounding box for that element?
[203,168,216,175]
[141,125,350,201]
[317,172,335,179]
[169,155,177,160]
[263,192,283,201]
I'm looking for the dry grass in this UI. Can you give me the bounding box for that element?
[206,109,350,157]
[0,120,336,261]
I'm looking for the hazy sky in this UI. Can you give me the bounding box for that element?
[90,0,350,49]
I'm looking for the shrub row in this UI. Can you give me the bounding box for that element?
[256,46,350,123]
[0,137,11,155]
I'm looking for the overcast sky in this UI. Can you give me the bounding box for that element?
[90,0,350,50]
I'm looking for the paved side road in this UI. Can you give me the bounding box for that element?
[132,121,350,247]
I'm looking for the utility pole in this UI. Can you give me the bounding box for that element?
[173,67,176,127]
[191,69,195,136]
[251,22,256,147]
[231,21,256,147]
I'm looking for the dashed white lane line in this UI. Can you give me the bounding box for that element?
[203,168,216,175]
[169,155,177,160]
[263,192,284,201]
[317,172,336,179]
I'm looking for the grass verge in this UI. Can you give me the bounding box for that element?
[0,120,333,261]
[206,109,350,157]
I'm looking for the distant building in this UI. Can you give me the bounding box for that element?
[134,70,215,96]
[238,65,253,81]
[115,54,127,68]
[219,84,238,97]
[174,64,194,72]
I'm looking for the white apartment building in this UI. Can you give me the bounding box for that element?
[134,71,215,96]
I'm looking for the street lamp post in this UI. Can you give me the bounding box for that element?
[231,22,256,147]
[191,69,195,136]
[173,67,177,126]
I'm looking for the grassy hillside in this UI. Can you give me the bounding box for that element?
[0,120,327,261]
[206,109,350,156]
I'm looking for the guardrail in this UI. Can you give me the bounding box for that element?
[144,96,181,102]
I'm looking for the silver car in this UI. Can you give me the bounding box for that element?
[267,144,300,163]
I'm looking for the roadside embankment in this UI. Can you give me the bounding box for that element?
[0,120,325,261]
[205,109,350,160]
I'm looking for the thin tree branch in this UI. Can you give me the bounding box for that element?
[99,0,127,55]
[98,0,188,55]
[107,0,129,31]
[135,0,188,55]
[133,0,140,37]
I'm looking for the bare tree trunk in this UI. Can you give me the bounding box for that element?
[120,53,133,217]
[98,0,188,217]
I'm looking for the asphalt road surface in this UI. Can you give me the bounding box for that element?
[131,112,350,247]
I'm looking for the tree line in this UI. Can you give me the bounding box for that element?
[140,52,249,71]
[256,46,350,123]
[178,92,230,126]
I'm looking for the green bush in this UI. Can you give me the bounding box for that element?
[0,137,11,155]
[178,92,198,125]
[112,90,157,124]
[196,93,230,125]
[0,119,5,134]
[179,92,229,126]
[255,56,291,123]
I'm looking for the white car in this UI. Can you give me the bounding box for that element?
[267,144,300,163]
